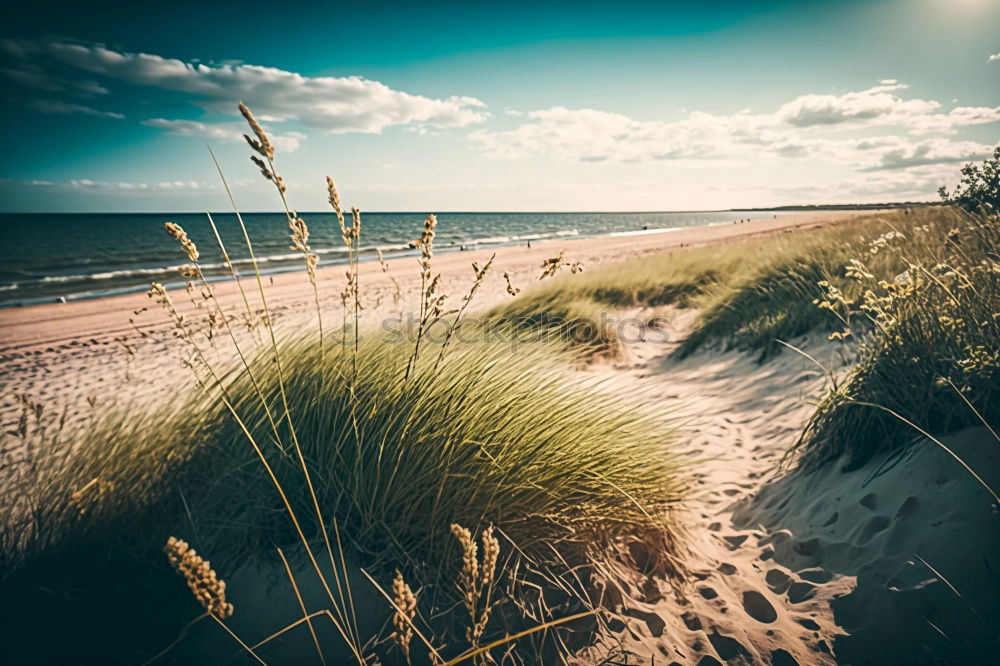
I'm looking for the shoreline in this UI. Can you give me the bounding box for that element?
[0,210,860,351]
[0,208,862,432]
[0,209,799,310]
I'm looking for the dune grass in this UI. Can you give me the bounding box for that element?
[204,333,683,576]
[795,208,999,469]
[1,334,682,663]
[484,200,997,473]
[0,103,685,665]
[479,294,625,359]
[480,212,889,359]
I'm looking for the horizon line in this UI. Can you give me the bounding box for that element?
[0,202,940,216]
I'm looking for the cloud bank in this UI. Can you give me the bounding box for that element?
[5,39,490,135]
[471,83,999,174]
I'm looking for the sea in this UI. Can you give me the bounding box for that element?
[0,210,786,307]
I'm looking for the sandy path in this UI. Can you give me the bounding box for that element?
[574,311,999,664]
[571,315,857,664]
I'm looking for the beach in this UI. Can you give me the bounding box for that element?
[0,210,849,429]
[5,205,998,665]
[6,2,998,661]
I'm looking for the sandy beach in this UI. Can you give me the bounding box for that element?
[5,206,997,665]
[6,3,999,661]
[0,211,851,429]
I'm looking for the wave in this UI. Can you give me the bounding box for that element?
[1,222,711,308]
[19,229,583,289]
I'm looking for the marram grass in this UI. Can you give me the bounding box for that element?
[484,205,998,473]
[204,333,684,574]
[0,333,683,663]
[794,208,1000,469]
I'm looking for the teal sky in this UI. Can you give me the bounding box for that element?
[1,0,998,212]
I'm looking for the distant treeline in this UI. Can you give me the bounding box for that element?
[737,202,945,211]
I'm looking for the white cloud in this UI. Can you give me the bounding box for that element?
[5,39,489,134]
[857,137,995,171]
[471,106,767,163]
[142,118,306,152]
[989,52,1000,62]
[776,82,941,129]
[472,82,1000,166]
[15,178,215,192]
[28,99,124,119]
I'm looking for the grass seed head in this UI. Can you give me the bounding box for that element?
[391,571,417,662]
[164,536,234,619]
[238,102,274,160]
[164,222,199,262]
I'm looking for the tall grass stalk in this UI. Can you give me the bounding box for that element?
[208,142,362,653]
[2,102,685,665]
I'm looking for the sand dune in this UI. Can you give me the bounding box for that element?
[575,320,998,664]
[7,208,992,665]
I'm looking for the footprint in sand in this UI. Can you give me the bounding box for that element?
[698,586,719,599]
[741,590,778,623]
[765,568,792,593]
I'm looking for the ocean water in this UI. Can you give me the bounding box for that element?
[0,210,783,307]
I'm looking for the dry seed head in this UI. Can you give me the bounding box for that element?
[243,133,266,158]
[164,222,199,262]
[289,216,310,248]
[326,176,342,215]
[451,523,479,604]
[326,176,350,245]
[238,102,274,160]
[390,571,417,661]
[480,525,499,588]
[164,537,234,619]
[351,207,361,240]
[539,251,567,279]
[148,281,171,305]
[420,215,437,260]
[250,155,274,182]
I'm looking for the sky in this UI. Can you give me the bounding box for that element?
[0,0,998,212]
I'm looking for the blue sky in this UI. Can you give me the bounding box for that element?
[1,0,997,212]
